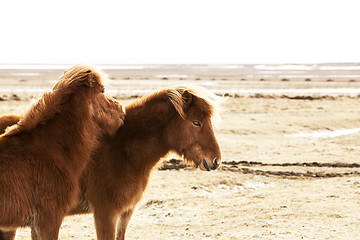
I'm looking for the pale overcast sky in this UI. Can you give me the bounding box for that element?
[1,0,359,64]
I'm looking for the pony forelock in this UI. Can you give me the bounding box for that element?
[160,85,222,123]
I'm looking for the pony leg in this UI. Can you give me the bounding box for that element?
[33,212,63,240]
[94,210,117,240]
[0,230,16,240]
[116,208,134,240]
[31,225,39,240]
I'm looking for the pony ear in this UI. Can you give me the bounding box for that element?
[182,90,193,106]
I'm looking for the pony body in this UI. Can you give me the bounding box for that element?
[0,65,125,240]
[0,86,220,240]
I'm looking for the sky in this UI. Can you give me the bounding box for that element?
[1,0,360,65]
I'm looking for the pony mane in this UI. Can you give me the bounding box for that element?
[3,64,105,136]
[168,85,221,119]
[133,85,222,121]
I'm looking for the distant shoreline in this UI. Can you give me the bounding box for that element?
[1,63,360,82]
[1,63,360,70]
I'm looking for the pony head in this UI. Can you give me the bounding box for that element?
[3,64,125,137]
[54,64,126,136]
[164,86,222,171]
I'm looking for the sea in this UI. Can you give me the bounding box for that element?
[1,63,360,96]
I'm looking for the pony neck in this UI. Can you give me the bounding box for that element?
[115,99,174,173]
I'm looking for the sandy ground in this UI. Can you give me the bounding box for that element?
[0,67,359,239]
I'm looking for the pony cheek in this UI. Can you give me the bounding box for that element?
[92,113,122,136]
[103,109,125,136]
[164,122,187,152]
[90,95,125,136]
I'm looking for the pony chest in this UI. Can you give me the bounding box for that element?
[112,176,148,209]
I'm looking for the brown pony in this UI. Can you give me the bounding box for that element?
[0,86,221,240]
[0,65,125,240]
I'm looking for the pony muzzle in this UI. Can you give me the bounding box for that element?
[202,157,220,171]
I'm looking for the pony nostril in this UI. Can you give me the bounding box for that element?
[213,157,219,169]
[203,159,211,171]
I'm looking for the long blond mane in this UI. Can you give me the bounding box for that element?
[3,65,105,136]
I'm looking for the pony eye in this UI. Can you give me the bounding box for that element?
[193,121,201,127]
